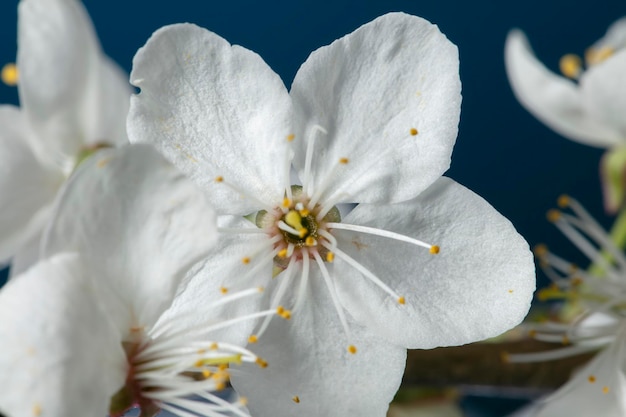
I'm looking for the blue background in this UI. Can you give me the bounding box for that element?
[0,1,624,415]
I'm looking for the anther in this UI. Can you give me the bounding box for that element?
[588,375,596,383]
[220,287,228,294]
[215,176,224,183]
[410,128,419,136]
[533,244,549,258]
[326,252,335,262]
[305,236,317,247]
[1,63,18,86]
[280,309,292,320]
[429,245,440,255]
[248,335,258,344]
[242,257,251,264]
[398,296,406,305]
[283,197,292,208]
[559,54,582,79]
[215,381,227,391]
[276,306,285,315]
[210,343,219,350]
[546,209,561,223]
[348,345,357,354]
[240,397,249,406]
[292,396,300,403]
[278,248,288,258]
[286,134,295,142]
[557,194,570,208]
[603,386,610,394]
[339,157,349,164]
[255,357,268,368]
[299,208,310,217]
[202,369,212,379]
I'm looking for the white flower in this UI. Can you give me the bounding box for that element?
[505,17,626,148]
[508,196,626,416]
[0,0,131,275]
[0,144,273,417]
[128,13,535,416]
[505,18,626,212]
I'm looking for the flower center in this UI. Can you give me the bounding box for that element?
[255,185,341,269]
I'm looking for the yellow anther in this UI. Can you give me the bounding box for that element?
[546,209,561,223]
[292,396,300,403]
[255,357,268,368]
[586,46,614,66]
[286,134,295,142]
[298,228,308,238]
[326,252,335,263]
[603,386,610,394]
[194,359,205,367]
[557,194,570,208]
[410,128,419,136]
[257,286,265,293]
[220,287,228,294]
[508,289,514,294]
[280,309,292,320]
[398,296,406,305]
[277,248,288,258]
[218,363,228,371]
[559,54,582,79]
[248,335,258,344]
[276,305,285,315]
[339,157,349,164]
[533,244,549,258]
[210,342,219,350]
[299,208,310,217]
[283,197,292,208]
[215,381,227,391]
[588,375,597,383]
[348,345,357,354]
[215,176,224,183]
[1,63,18,86]
[32,404,41,417]
[305,236,317,247]
[202,369,212,379]
[242,257,251,264]
[429,245,440,255]
[239,397,249,406]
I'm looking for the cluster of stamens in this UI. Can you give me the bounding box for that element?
[255,185,341,269]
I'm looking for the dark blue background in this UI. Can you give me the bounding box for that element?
[0,1,624,414]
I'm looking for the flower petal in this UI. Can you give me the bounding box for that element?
[580,50,626,140]
[333,177,535,348]
[505,30,621,147]
[536,334,626,417]
[0,106,63,263]
[17,0,128,158]
[231,274,406,417]
[157,215,272,345]
[0,253,126,417]
[290,12,460,204]
[128,23,293,215]
[42,144,217,331]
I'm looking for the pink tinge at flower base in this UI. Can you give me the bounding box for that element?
[0,144,278,417]
[505,17,626,212]
[128,12,536,417]
[0,0,131,275]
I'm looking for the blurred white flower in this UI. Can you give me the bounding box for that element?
[510,195,626,416]
[0,0,131,274]
[129,13,535,417]
[0,145,272,417]
[505,18,626,212]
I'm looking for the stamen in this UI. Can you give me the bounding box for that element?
[308,159,350,208]
[1,63,18,86]
[218,227,266,234]
[313,251,353,343]
[255,258,298,338]
[248,335,258,344]
[328,243,401,300]
[410,128,419,136]
[559,54,582,79]
[348,345,357,354]
[292,251,310,314]
[278,220,302,237]
[214,176,274,212]
[292,396,300,403]
[303,125,327,197]
[326,222,436,251]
